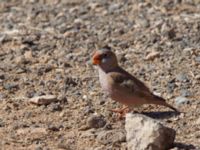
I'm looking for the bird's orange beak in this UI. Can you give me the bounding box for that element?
[92,53,101,65]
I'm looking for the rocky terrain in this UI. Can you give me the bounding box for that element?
[0,0,200,149]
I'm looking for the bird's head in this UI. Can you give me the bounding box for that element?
[92,49,118,71]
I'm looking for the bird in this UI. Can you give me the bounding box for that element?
[92,49,178,117]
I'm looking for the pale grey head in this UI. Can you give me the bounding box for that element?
[92,49,118,72]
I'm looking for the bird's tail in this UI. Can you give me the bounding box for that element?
[152,94,179,112]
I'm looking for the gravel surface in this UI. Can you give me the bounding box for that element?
[0,0,200,149]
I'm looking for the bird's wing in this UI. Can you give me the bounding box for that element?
[107,69,178,111]
[108,71,151,97]
[108,66,150,91]
[109,72,166,105]
[109,72,135,93]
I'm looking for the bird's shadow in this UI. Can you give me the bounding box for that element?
[141,111,180,119]
[173,142,196,150]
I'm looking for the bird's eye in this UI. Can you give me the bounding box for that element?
[103,53,108,58]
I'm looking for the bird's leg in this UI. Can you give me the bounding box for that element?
[109,106,130,119]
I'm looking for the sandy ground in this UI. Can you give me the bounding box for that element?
[0,0,200,149]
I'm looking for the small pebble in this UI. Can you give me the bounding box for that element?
[195,56,200,63]
[176,73,189,82]
[180,89,191,97]
[29,95,57,105]
[87,115,106,129]
[24,51,33,60]
[15,56,27,64]
[47,125,60,132]
[167,82,176,93]
[83,106,94,115]
[57,95,68,103]
[145,51,160,60]
[175,96,190,106]
[97,130,126,145]
[0,74,5,80]
[83,95,87,100]
[3,83,19,91]
[137,18,150,28]
[49,103,62,112]
[108,3,121,13]
[0,93,6,99]
[35,146,43,150]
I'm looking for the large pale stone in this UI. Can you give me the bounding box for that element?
[125,113,176,150]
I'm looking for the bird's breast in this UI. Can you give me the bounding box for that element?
[98,69,113,94]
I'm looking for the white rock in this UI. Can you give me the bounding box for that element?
[145,51,160,60]
[125,113,175,150]
[82,95,87,100]
[29,95,57,105]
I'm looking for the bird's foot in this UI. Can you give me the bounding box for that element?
[109,106,130,119]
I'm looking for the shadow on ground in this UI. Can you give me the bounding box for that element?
[173,142,196,150]
[141,111,180,119]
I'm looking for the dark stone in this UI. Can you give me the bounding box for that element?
[87,115,106,129]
